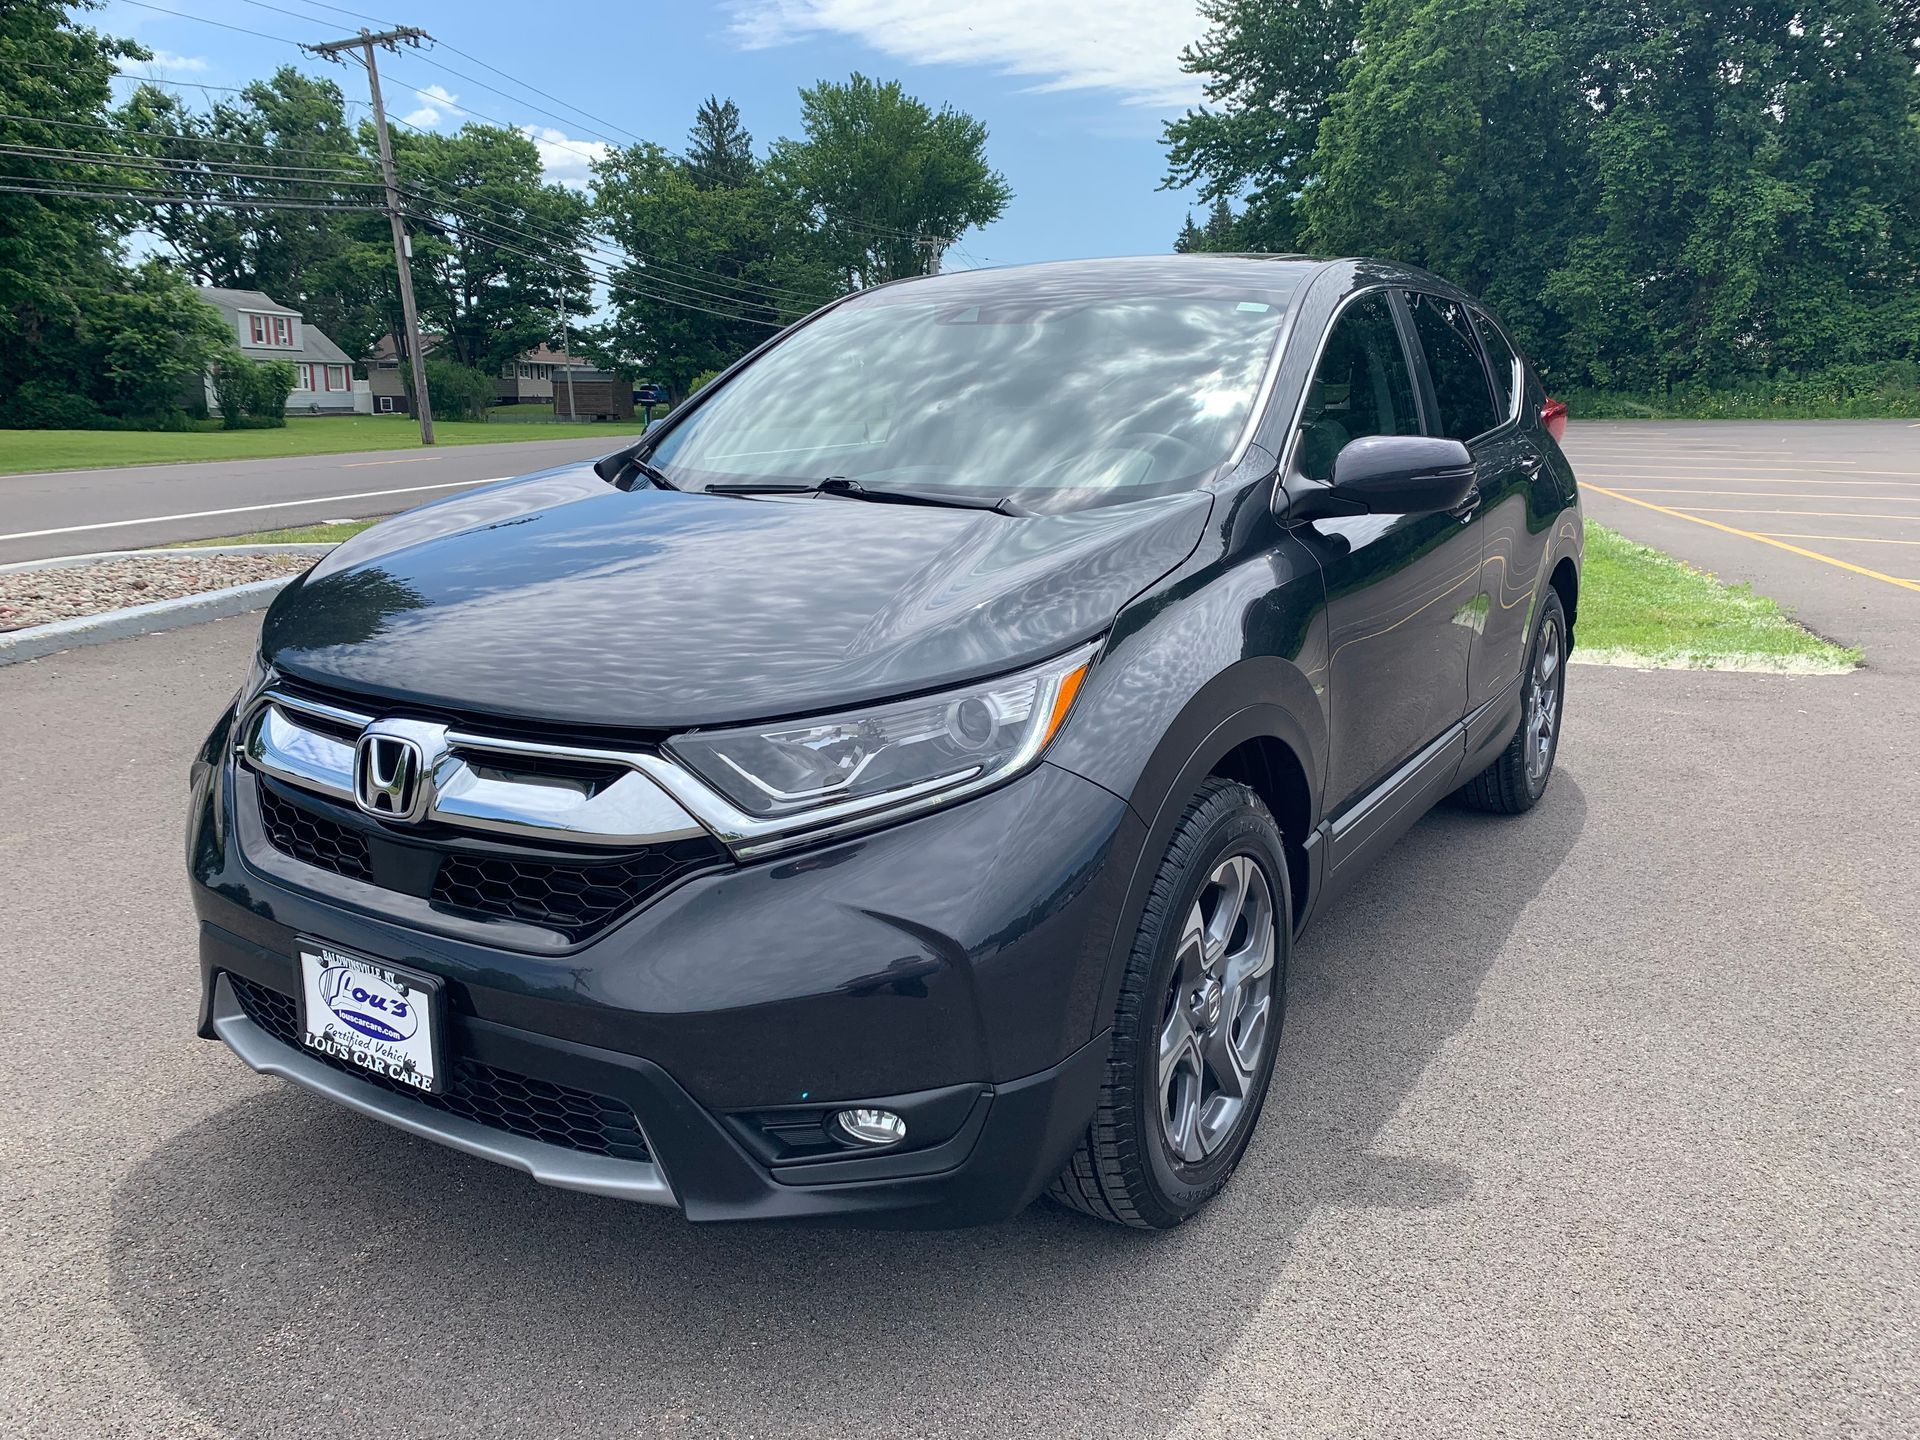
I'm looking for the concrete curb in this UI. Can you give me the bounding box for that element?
[0,575,297,666]
[0,543,335,576]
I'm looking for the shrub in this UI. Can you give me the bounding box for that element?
[422,359,496,421]
[212,355,298,428]
[10,380,109,430]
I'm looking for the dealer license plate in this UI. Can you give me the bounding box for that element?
[297,940,443,1094]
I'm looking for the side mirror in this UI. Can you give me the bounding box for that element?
[1284,435,1475,521]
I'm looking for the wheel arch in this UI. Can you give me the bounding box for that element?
[1084,661,1325,1032]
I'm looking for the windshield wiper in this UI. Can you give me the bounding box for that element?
[705,476,1027,515]
[593,447,677,491]
[627,456,678,491]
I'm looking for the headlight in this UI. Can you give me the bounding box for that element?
[665,641,1098,841]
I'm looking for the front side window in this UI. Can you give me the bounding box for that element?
[1407,292,1497,441]
[647,279,1298,511]
[1294,292,1421,482]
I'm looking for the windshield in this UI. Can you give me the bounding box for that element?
[648,270,1297,511]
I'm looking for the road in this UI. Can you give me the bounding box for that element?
[1563,419,1920,669]
[2,420,1917,1437]
[0,434,626,563]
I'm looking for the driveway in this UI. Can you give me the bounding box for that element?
[3,611,1914,1437]
[1563,420,1920,670]
[0,435,626,563]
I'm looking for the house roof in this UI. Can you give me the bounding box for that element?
[521,344,589,367]
[196,286,354,368]
[197,286,298,316]
[368,332,446,364]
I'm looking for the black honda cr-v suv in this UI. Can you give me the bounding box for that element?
[187,255,1581,1228]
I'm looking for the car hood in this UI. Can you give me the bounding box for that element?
[261,464,1213,730]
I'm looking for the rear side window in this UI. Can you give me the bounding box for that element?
[1407,292,1497,441]
[1294,292,1421,482]
[1471,310,1520,422]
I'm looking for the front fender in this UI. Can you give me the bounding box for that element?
[1047,524,1330,1039]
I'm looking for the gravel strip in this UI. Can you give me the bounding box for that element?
[0,552,313,631]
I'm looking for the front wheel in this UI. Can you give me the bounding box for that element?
[1457,588,1568,814]
[1050,779,1289,1229]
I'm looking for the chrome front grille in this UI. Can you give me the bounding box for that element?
[235,686,732,942]
[242,691,710,850]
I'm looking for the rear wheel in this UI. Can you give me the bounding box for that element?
[1050,779,1289,1229]
[1457,588,1568,814]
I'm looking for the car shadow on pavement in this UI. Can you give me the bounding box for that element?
[108,778,1585,1440]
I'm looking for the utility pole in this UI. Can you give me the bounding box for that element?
[916,234,948,276]
[304,26,435,445]
[557,293,578,422]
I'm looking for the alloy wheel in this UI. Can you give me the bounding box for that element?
[1158,854,1278,1165]
[1524,612,1564,787]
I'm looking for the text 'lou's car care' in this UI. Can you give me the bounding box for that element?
[186,255,1581,1228]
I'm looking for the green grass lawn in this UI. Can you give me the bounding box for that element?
[0,414,647,475]
[1579,523,1859,671]
[183,520,380,546]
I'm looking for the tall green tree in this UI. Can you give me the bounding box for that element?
[1162,0,1366,251]
[114,67,391,360]
[1169,0,1920,390]
[0,0,229,426]
[685,96,755,190]
[589,134,833,398]
[769,74,1011,285]
[1300,0,1583,360]
[396,123,593,376]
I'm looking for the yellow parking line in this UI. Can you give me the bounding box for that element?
[1604,488,1920,502]
[1580,464,1920,478]
[1574,481,1920,495]
[1625,507,1920,519]
[1759,532,1920,546]
[1583,483,1920,594]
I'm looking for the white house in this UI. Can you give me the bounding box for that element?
[196,287,372,416]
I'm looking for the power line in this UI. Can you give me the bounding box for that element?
[413,208,782,328]
[0,178,380,213]
[231,0,398,29]
[114,0,305,48]
[396,170,835,310]
[0,111,381,170]
[3,140,382,185]
[428,39,646,145]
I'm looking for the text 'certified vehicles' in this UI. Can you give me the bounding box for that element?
[188,256,1581,1227]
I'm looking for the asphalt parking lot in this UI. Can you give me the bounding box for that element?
[3,424,1916,1438]
[1564,420,1920,667]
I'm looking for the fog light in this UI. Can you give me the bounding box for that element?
[830,1107,907,1148]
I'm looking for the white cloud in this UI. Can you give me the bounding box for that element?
[118,49,210,77]
[728,0,1206,109]
[402,82,461,128]
[520,126,610,190]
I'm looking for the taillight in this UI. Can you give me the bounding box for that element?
[1540,397,1568,443]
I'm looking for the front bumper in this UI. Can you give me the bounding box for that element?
[188,732,1143,1224]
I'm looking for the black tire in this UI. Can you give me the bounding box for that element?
[1457,588,1569,814]
[1050,778,1290,1229]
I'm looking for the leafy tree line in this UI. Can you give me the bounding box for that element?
[1166,0,1920,397]
[1,2,1010,427]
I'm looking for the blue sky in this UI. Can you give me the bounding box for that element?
[97,0,1215,270]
